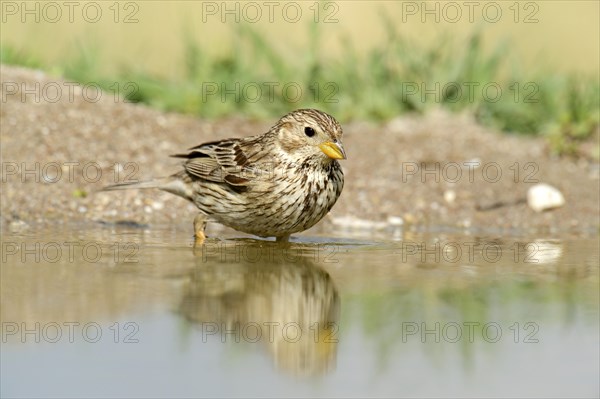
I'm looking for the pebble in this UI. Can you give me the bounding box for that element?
[527,183,565,212]
[459,219,472,228]
[331,215,387,230]
[465,158,482,168]
[8,220,28,232]
[387,216,404,226]
[444,190,456,204]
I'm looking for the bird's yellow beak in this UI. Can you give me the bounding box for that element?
[319,141,347,160]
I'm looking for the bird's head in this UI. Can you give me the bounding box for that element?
[273,109,346,164]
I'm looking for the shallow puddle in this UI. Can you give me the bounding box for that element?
[1,226,598,397]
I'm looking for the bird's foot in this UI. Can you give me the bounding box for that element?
[275,234,291,243]
[193,214,208,243]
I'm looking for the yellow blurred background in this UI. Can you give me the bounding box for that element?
[2,0,598,77]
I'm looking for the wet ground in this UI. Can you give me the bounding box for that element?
[1,66,599,235]
[2,226,598,397]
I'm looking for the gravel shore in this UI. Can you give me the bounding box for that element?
[2,66,599,237]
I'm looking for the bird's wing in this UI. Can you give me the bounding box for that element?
[171,138,267,188]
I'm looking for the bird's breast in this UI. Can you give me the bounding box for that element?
[260,161,344,232]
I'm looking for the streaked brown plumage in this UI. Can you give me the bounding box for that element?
[104,109,346,241]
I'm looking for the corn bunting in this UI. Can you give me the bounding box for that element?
[104,109,346,241]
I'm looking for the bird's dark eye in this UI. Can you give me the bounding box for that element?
[304,127,316,137]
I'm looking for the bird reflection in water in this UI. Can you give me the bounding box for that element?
[179,239,340,376]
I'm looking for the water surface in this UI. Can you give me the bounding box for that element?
[2,226,598,397]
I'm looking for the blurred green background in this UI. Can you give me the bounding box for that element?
[2,1,599,155]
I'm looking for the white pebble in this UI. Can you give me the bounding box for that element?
[444,190,456,204]
[465,158,481,168]
[9,220,28,232]
[387,216,404,226]
[331,216,387,230]
[527,183,565,212]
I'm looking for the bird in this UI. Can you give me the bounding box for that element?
[103,109,346,242]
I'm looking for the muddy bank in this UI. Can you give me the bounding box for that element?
[1,66,598,237]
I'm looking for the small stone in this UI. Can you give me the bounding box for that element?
[402,213,416,224]
[465,158,481,168]
[527,183,565,212]
[331,215,387,230]
[443,190,456,204]
[387,216,404,226]
[9,220,28,232]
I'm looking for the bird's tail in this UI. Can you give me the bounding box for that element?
[102,178,166,191]
[102,176,194,201]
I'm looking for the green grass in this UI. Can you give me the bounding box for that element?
[2,20,598,157]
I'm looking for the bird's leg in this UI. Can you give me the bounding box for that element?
[276,234,290,243]
[193,213,208,243]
